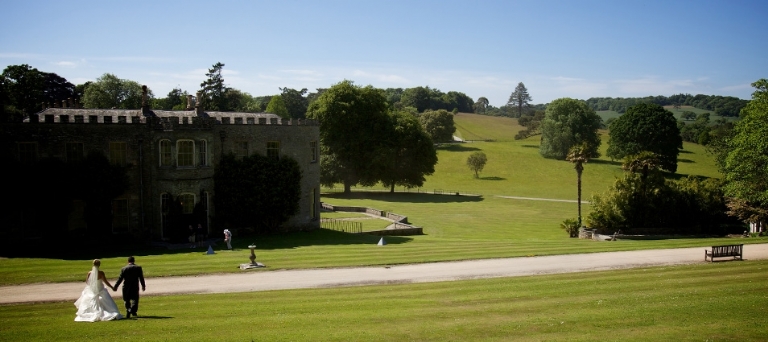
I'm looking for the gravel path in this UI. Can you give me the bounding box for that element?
[2,244,766,304]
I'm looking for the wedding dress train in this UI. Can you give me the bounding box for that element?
[74,266,123,322]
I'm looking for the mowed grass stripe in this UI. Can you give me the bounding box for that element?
[2,260,766,341]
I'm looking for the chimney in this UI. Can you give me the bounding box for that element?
[68,98,73,108]
[195,91,203,115]
[141,85,149,114]
[186,95,193,110]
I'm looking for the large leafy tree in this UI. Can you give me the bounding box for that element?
[475,96,489,114]
[722,79,768,224]
[265,95,289,118]
[418,109,456,143]
[539,98,602,159]
[606,103,682,173]
[280,87,309,119]
[214,153,302,233]
[1,64,75,121]
[306,80,391,193]
[199,62,230,111]
[380,110,437,192]
[82,73,150,109]
[507,82,532,118]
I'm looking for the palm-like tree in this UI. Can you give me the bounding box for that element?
[566,143,590,227]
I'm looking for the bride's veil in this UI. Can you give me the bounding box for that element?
[88,265,101,295]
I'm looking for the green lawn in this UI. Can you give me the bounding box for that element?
[2,260,766,341]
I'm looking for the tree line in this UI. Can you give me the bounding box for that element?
[585,94,748,117]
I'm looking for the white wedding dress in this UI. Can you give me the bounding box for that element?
[74,266,123,322]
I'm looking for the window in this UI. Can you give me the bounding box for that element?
[109,142,127,166]
[234,117,243,124]
[18,142,38,164]
[310,188,317,220]
[310,141,318,163]
[118,116,127,123]
[112,199,129,233]
[182,117,188,124]
[267,141,280,159]
[179,194,195,214]
[66,143,84,163]
[131,116,140,123]
[177,140,195,167]
[159,140,172,166]
[60,115,69,123]
[74,115,84,123]
[221,117,230,124]
[89,115,98,123]
[246,118,254,125]
[198,140,208,166]
[104,116,113,124]
[235,141,248,159]
[45,115,54,123]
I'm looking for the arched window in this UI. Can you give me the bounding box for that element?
[179,193,195,214]
[177,140,195,167]
[159,139,172,166]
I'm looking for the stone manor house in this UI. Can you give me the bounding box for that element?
[2,88,320,241]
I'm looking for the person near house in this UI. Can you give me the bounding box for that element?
[113,256,146,318]
[196,223,205,247]
[74,259,123,322]
[188,225,195,248]
[223,229,232,250]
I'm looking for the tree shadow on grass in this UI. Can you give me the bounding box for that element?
[678,158,694,163]
[680,150,694,154]
[481,176,506,181]
[590,159,623,166]
[521,144,539,148]
[322,191,483,204]
[436,144,482,152]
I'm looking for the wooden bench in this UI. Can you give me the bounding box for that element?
[705,244,743,262]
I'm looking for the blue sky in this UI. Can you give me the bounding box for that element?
[1,0,766,106]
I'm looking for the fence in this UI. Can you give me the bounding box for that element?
[320,219,362,234]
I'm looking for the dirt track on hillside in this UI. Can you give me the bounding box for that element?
[2,244,767,304]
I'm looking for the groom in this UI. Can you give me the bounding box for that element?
[113,256,146,318]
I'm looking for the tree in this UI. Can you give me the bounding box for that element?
[265,95,289,118]
[722,79,768,224]
[1,64,75,121]
[680,111,697,120]
[280,87,309,119]
[566,143,590,227]
[418,109,456,143]
[155,87,187,110]
[515,110,545,140]
[199,62,230,111]
[606,103,682,173]
[82,73,150,109]
[400,86,431,112]
[475,97,489,114]
[306,80,391,193]
[507,82,532,118]
[213,153,302,233]
[466,151,487,178]
[380,111,437,192]
[539,98,602,159]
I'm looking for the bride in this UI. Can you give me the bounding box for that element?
[74,259,123,322]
